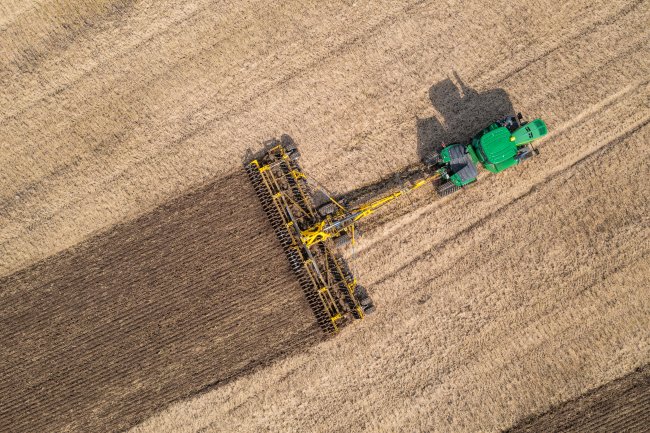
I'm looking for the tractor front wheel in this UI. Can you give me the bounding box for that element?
[515,146,538,163]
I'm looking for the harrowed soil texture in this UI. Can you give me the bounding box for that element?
[506,365,650,433]
[0,171,322,433]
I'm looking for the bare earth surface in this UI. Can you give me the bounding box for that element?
[0,171,321,432]
[1,0,649,432]
[507,365,650,433]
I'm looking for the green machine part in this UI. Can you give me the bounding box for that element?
[433,116,548,192]
[473,118,548,174]
[510,118,548,145]
[439,143,480,187]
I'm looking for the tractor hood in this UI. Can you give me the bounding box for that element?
[475,126,517,164]
[510,118,548,145]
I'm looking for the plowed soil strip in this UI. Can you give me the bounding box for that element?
[0,170,322,433]
[505,364,650,433]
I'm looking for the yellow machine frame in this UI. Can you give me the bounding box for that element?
[300,173,439,248]
[247,141,438,333]
[247,145,363,332]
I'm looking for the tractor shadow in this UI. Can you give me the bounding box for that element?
[341,73,514,207]
[416,71,513,160]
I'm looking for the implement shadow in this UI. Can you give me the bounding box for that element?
[0,170,323,433]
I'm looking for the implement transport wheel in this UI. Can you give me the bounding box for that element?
[437,181,461,197]
[281,134,301,160]
[287,147,301,160]
[318,202,338,217]
[334,233,351,248]
[363,303,376,315]
[355,285,375,315]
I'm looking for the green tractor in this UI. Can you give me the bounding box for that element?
[425,114,548,196]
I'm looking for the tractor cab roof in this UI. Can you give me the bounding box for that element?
[475,126,517,164]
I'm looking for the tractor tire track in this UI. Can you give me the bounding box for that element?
[354,80,649,286]
[1,0,639,263]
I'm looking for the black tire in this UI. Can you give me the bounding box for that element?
[423,152,441,166]
[333,233,351,248]
[515,146,537,163]
[318,202,338,217]
[281,135,300,160]
[516,151,533,163]
[437,181,461,197]
[360,296,373,307]
[362,302,376,315]
[355,285,375,315]
[355,285,369,301]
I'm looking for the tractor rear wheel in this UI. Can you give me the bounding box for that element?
[423,152,441,166]
[437,181,461,197]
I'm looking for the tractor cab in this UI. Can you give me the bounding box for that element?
[473,125,519,173]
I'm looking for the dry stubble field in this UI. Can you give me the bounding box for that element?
[1,0,649,432]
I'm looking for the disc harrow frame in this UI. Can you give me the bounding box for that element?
[246,142,366,333]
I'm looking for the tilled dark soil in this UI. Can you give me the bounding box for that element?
[0,170,322,433]
[506,364,650,433]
